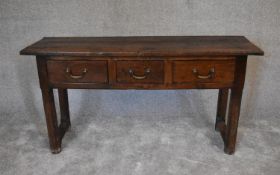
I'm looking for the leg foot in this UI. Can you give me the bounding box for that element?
[51,147,62,154]
[224,147,235,155]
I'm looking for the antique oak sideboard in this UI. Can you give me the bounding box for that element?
[20,36,264,154]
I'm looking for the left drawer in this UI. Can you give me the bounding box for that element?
[47,60,108,84]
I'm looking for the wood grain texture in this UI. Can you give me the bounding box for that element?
[20,36,264,57]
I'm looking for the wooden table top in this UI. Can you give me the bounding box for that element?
[20,36,264,57]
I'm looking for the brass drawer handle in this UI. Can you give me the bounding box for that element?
[192,68,215,79]
[128,68,151,80]
[66,67,87,79]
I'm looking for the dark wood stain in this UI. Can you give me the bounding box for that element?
[20,36,264,57]
[20,36,264,155]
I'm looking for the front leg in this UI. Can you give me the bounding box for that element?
[41,87,61,153]
[224,87,243,154]
[224,57,247,154]
[37,57,61,153]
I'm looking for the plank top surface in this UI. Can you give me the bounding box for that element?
[20,36,264,57]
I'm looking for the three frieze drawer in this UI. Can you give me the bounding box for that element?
[46,59,236,86]
[47,60,108,84]
[116,60,164,83]
[172,60,235,84]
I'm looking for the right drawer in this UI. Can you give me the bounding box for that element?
[172,60,236,84]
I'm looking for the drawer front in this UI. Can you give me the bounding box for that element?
[47,60,108,84]
[173,60,235,84]
[116,60,164,83]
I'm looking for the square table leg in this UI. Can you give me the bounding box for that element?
[37,57,62,153]
[58,88,71,133]
[41,87,61,153]
[223,57,247,154]
[224,87,244,154]
[215,88,229,131]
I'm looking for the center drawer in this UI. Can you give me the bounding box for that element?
[116,60,164,83]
